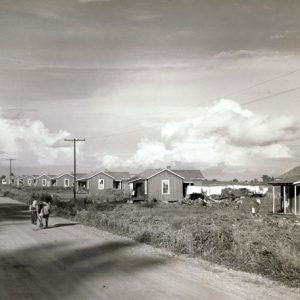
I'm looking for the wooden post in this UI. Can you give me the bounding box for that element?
[295,185,297,215]
[272,186,275,214]
[283,185,286,214]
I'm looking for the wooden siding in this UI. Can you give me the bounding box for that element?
[148,170,183,202]
[88,173,114,194]
[55,175,74,188]
[22,177,32,187]
[35,175,51,187]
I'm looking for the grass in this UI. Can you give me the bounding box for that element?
[1,185,300,288]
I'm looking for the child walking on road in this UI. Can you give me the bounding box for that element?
[36,200,44,229]
[29,199,37,226]
[42,200,51,229]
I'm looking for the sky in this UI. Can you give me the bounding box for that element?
[0,0,300,180]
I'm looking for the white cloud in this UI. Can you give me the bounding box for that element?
[101,99,299,170]
[0,107,73,166]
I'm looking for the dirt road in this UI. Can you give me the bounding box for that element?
[0,196,299,300]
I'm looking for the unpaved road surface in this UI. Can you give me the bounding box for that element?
[0,197,299,300]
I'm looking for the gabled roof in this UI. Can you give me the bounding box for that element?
[54,173,74,180]
[270,175,300,185]
[76,170,130,181]
[129,169,162,182]
[129,168,203,182]
[172,170,204,181]
[75,173,87,180]
[278,166,300,179]
[34,174,53,180]
[107,172,130,180]
[270,165,300,185]
[23,175,37,179]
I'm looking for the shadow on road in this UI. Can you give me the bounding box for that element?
[0,202,30,222]
[0,240,170,299]
[46,222,79,229]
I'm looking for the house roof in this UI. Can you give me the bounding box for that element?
[23,175,37,179]
[278,166,300,179]
[172,169,204,181]
[77,170,130,181]
[34,174,53,180]
[107,172,130,180]
[53,173,74,180]
[270,175,300,185]
[75,173,87,179]
[129,169,162,182]
[129,168,203,182]
[270,165,300,185]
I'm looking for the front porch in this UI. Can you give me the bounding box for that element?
[130,180,148,201]
[271,183,300,215]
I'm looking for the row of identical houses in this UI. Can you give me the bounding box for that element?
[11,165,300,215]
[15,168,204,202]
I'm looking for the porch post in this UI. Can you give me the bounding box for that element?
[272,186,275,213]
[295,185,297,215]
[283,185,286,214]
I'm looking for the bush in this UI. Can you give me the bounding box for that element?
[88,189,126,203]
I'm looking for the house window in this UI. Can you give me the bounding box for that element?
[64,178,70,187]
[42,179,47,186]
[28,179,32,186]
[113,181,122,189]
[98,179,104,190]
[162,180,170,195]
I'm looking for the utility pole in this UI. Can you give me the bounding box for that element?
[64,138,85,201]
[5,158,16,186]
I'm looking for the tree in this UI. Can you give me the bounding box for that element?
[262,175,274,183]
[232,178,239,183]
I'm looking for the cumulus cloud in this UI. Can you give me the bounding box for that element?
[101,99,299,170]
[0,107,73,166]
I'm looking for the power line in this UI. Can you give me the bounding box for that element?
[219,69,299,99]
[85,69,299,141]
[64,138,85,201]
[243,85,300,105]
